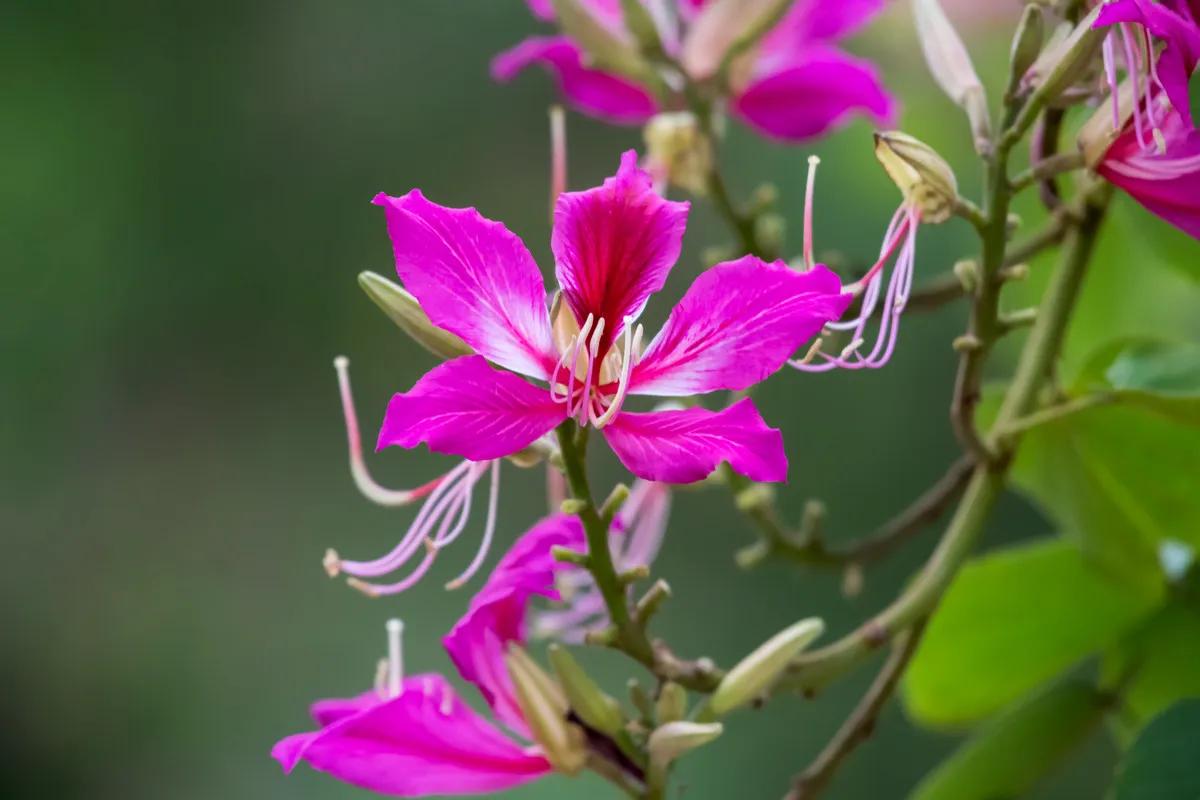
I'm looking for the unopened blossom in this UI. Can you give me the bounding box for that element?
[493,0,895,142]
[272,618,554,796]
[373,149,851,487]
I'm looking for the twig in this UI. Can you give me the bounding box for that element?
[783,621,928,800]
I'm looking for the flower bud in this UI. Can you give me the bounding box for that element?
[655,682,688,724]
[618,0,663,55]
[643,112,713,196]
[710,618,824,716]
[547,644,626,737]
[1077,79,1135,167]
[647,721,723,769]
[1005,5,1043,100]
[358,271,472,361]
[874,132,959,223]
[1021,6,1104,105]
[506,645,587,774]
[912,0,991,151]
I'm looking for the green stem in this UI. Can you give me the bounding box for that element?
[556,422,654,665]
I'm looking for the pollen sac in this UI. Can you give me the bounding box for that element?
[873,131,959,224]
[643,112,713,196]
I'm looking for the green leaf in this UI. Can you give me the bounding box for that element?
[1074,338,1200,425]
[904,538,1161,727]
[908,679,1107,800]
[1112,700,1200,800]
[1101,602,1200,746]
[1009,404,1200,585]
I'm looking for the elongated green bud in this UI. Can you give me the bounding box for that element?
[358,272,472,361]
[874,132,959,223]
[1023,6,1104,105]
[655,682,687,724]
[1005,5,1044,100]
[548,644,625,737]
[506,646,586,774]
[628,679,655,722]
[647,721,723,769]
[710,618,824,715]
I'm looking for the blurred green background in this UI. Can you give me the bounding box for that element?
[5,2,1198,798]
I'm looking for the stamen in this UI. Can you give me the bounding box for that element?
[1153,127,1167,155]
[592,317,641,428]
[334,356,445,507]
[386,618,404,698]
[565,313,595,416]
[347,538,440,597]
[581,316,605,424]
[803,155,820,271]
[839,338,866,359]
[549,105,567,212]
[445,460,502,589]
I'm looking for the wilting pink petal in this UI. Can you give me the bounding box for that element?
[444,514,585,736]
[552,150,689,352]
[1099,101,1200,240]
[631,258,851,396]
[602,398,786,483]
[373,191,556,381]
[377,356,567,461]
[1095,0,1200,124]
[492,37,659,125]
[734,46,896,141]
[272,675,551,795]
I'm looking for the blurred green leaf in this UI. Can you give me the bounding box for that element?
[1111,700,1200,800]
[1101,602,1200,746]
[908,679,1107,800]
[905,538,1161,727]
[1009,404,1200,585]
[1074,339,1200,425]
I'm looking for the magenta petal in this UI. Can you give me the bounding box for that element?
[373,191,556,381]
[1100,106,1200,240]
[1096,0,1200,124]
[734,47,896,142]
[552,150,690,350]
[632,258,852,396]
[377,356,567,461]
[311,692,381,726]
[525,0,555,20]
[771,0,886,42]
[602,399,787,483]
[444,514,586,736]
[491,36,658,125]
[272,675,551,796]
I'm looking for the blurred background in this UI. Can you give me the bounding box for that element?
[5,1,1198,798]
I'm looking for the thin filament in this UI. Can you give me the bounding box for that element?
[445,460,502,589]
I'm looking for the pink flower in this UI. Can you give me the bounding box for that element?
[273,513,625,795]
[1098,89,1200,239]
[373,150,852,486]
[1096,0,1200,129]
[493,0,895,142]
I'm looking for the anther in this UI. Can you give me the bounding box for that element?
[323,548,341,578]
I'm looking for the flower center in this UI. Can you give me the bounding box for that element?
[549,312,644,428]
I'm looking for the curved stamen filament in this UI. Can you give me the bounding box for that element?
[592,316,643,428]
[335,356,446,507]
[581,316,605,424]
[386,618,404,697]
[445,460,501,589]
[348,538,440,597]
[802,155,820,271]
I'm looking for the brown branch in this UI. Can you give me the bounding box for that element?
[783,621,928,800]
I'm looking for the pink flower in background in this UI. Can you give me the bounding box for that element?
[533,479,672,642]
[1098,90,1200,239]
[1095,0,1200,129]
[272,616,553,796]
[493,0,895,142]
[374,149,851,486]
[274,511,625,795]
